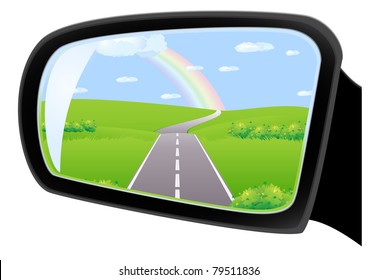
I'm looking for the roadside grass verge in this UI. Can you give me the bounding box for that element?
[190,106,308,210]
[195,137,303,196]
[60,129,156,187]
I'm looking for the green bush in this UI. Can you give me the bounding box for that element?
[42,120,97,133]
[64,120,96,132]
[270,124,283,139]
[228,122,252,139]
[230,183,291,210]
[228,121,305,141]
[95,179,120,188]
[248,124,272,140]
[80,120,97,132]
[64,121,84,132]
[283,122,305,141]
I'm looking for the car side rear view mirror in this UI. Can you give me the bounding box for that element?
[19,12,362,244]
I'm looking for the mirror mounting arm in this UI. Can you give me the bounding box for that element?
[310,70,362,245]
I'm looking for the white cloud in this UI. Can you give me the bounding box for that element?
[218,66,239,72]
[186,65,204,71]
[96,34,167,57]
[73,87,88,94]
[160,93,182,100]
[297,90,312,97]
[235,42,274,52]
[286,50,300,56]
[116,76,138,83]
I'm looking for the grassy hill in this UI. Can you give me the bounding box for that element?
[40,100,214,187]
[63,99,215,132]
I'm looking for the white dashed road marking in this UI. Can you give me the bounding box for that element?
[175,136,181,198]
[175,189,180,198]
[129,110,232,205]
[175,173,180,188]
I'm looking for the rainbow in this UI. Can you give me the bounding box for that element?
[146,48,225,110]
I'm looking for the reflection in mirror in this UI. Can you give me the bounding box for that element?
[38,27,321,213]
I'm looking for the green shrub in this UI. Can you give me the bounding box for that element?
[95,179,120,188]
[284,122,305,141]
[230,183,291,210]
[42,120,97,133]
[228,122,252,139]
[80,119,97,132]
[248,124,272,140]
[64,121,84,132]
[228,121,305,141]
[63,120,96,132]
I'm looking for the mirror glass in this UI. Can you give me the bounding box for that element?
[38,27,321,213]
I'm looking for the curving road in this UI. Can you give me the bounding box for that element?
[156,110,221,133]
[128,110,233,206]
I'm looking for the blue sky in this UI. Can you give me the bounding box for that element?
[44,27,321,110]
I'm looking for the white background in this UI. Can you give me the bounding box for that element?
[0,1,375,279]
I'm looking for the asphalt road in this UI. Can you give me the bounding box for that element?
[156,110,221,133]
[128,110,233,206]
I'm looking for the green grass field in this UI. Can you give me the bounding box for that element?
[40,100,214,187]
[40,100,309,212]
[189,106,309,209]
